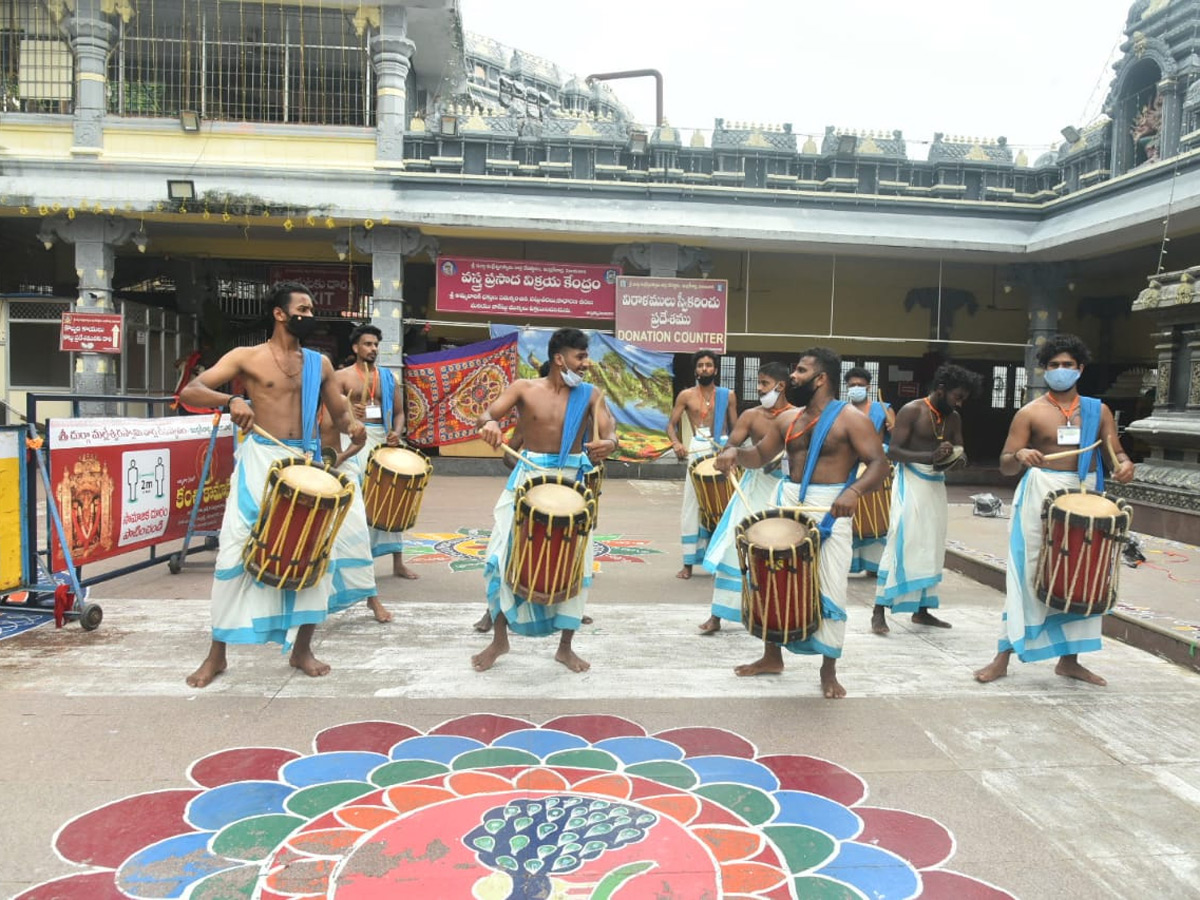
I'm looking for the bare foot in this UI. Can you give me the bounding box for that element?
[871,606,889,635]
[393,558,420,580]
[974,651,1011,683]
[582,615,594,625]
[676,565,693,580]
[820,660,847,699]
[735,645,785,676]
[367,597,393,623]
[699,615,722,634]
[472,611,494,633]
[289,649,331,678]
[555,647,591,672]
[1055,657,1107,686]
[186,656,226,689]
[472,640,509,672]
[912,610,952,628]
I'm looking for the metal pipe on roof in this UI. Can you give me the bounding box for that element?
[584,69,665,127]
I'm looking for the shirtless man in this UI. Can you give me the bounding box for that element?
[699,361,794,633]
[872,364,981,635]
[667,350,738,579]
[714,348,888,699]
[332,325,418,588]
[975,334,1134,686]
[473,328,616,673]
[180,281,366,688]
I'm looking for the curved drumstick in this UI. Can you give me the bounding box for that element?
[728,471,753,512]
[499,442,554,472]
[1042,439,1102,462]
[252,424,306,458]
[1105,436,1122,471]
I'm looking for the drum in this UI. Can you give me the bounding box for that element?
[851,462,893,541]
[244,460,354,590]
[362,445,432,533]
[736,509,822,644]
[1036,489,1133,616]
[933,445,967,472]
[689,453,739,532]
[506,475,596,605]
[582,462,605,527]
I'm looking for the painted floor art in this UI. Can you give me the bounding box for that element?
[404,531,661,572]
[18,714,1014,900]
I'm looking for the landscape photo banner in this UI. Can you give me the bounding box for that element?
[48,416,235,570]
[614,275,728,353]
[437,256,621,320]
[490,326,675,462]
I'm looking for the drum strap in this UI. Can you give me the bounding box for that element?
[558,383,594,468]
[793,400,852,539]
[378,366,397,431]
[1077,397,1103,492]
[713,387,731,440]
[300,349,323,458]
[868,401,888,432]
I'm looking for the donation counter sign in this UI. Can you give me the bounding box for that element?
[436,256,620,320]
[48,416,235,570]
[614,276,728,353]
[60,312,123,353]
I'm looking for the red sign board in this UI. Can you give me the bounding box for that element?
[614,276,728,353]
[48,416,236,570]
[897,382,920,399]
[269,265,356,316]
[436,256,621,320]
[60,312,123,354]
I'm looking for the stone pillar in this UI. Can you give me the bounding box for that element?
[370,6,415,168]
[1185,327,1200,412]
[1020,265,1068,403]
[1152,328,1181,412]
[351,226,438,373]
[611,243,713,278]
[40,215,137,411]
[1159,77,1182,160]
[65,0,114,155]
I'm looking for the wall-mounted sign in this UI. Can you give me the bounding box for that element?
[436,256,620,320]
[60,312,122,354]
[614,276,728,353]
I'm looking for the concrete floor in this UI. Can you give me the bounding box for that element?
[3,476,1200,899]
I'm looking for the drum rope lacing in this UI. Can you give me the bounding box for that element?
[737,511,822,645]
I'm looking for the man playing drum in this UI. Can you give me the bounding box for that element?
[180,282,367,688]
[975,334,1134,686]
[845,366,895,576]
[699,361,794,633]
[667,350,739,580]
[328,325,416,622]
[473,328,616,673]
[872,364,981,635]
[715,348,889,699]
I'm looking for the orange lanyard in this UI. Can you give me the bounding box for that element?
[1044,393,1079,423]
[922,396,945,440]
[766,402,795,419]
[784,408,820,447]
[357,363,379,405]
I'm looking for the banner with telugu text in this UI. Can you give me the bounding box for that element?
[490,326,675,462]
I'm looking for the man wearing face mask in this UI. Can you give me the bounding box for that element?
[714,348,888,699]
[179,281,367,689]
[472,328,617,674]
[975,334,1134,687]
[871,364,981,636]
[667,350,739,580]
[698,362,795,633]
[844,367,896,577]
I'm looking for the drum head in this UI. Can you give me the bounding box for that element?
[691,454,722,478]
[525,483,587,514]
[373,446,427,475]
[1054,492,1121,518]
[278,463,343,496]
[934,445,966,470]
[745,516,809,549]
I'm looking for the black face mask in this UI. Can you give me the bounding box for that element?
[286,314,319,339]
[697,374,716,386]
[787,375,818,408]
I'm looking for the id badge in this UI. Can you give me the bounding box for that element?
[1057,426,1081,446]
[365,405,383,421]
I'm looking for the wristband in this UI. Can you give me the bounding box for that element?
[225,395,245,411]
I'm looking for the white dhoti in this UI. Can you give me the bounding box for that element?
[999,467,1104,662]
[339,423,405,557]
[775,481,852,658]
[485,452,594,637]
[875,463,946,613]
[702,467,785,623]
[681,432,720,565]
[210,437,335,649]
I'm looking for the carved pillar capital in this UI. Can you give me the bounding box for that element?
[370,7,415,164]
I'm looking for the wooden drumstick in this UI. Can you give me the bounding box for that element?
[1105,436,1122,471]
[252,424,305,457]
[728,471,753,512]
[499,442,554,472]
[1042,439,1102,462]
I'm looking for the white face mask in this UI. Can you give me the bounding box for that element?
[561,365,583,388]
[846,386,868,403]
[759,388,780,408]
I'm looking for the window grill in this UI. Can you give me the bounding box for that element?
[740,355,760,400]
[9,299,68,320]
[991,365,1008,409]
[1013,367,1028,408]
[719,357,737,393]
[107,0,373,126]
[1,0,73,113]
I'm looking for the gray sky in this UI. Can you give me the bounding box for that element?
[458,0,1136,158]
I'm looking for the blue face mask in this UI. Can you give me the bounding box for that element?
[561,366,583,388]
[846,386,868,403]
[1044,368,1081,392]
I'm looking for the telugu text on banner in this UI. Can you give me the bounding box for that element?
[614,275,728,353]
[436,256,621,320]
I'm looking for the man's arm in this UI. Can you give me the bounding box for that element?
[666,389,690,459]
[999,406,1038,476]
[387,374,405,447]
[717,414,784,473]
[1099,403,1135,483]
[180,347,253,429]
[884,404,897,433]
[835,414,888,518]
[725,408,759,448]
[322,358,365,440]
[584,390,618,464]
[477,380,526,448]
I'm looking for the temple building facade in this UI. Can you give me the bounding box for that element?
[3,0,1200,513]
